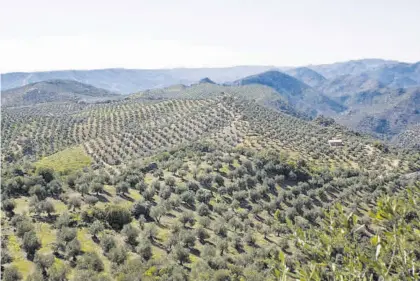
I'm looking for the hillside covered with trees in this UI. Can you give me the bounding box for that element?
[1,90,419,281]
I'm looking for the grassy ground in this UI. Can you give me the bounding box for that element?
[77,228,97,253]
[14,197,30,215]
[35,145,92,174]
[8,234,36,279]
[36,223,56,253]
[77,228,112,272]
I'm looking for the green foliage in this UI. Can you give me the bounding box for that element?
[35,146,92,174]
[26,270,44,281]
[100,235,117,253]
[77,252,104,272]
[116,181,130,195]
[47,261,69,281]
[89,220,105,238]
[172,244,190,265]
[65,238,81,260]
[2,265,22,281]
[2,199,16,217]
[104,204,132,230]
[34,251,54,272]
[2,93,420,281]
[121,224,140,246]
[136,240,153,261]
[91,181,104,195]
[108,246,127,265]
[22,231,41,258]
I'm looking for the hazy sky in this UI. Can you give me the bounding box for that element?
[1,0,419,73]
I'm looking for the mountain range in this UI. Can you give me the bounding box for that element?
[1,66,275,94]
[1,59,419,148]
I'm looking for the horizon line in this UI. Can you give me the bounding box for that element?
[1,57,417,75]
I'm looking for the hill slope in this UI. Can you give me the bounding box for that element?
[230,70,346,116]
[284,67,327,87]
[132,81,311,119]
[1,66,275,94]
[319,78,420,142]
[315,73,386,98]
[308,58,399,79]
[341,87,420,137]
[1,91,419,281]
[392,124,420,149]
[316,62,420,98]
[1,79,120,107]
[306,61,420,144]
[365,61,420,88]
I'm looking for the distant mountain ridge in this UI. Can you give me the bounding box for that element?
[230,70,346,116]
[198,77,216,84]
[1,66,275,94]
[365,62,420,88]
[310,61,420,146]
[284,67,327,87]
[308,58,399,79]
[1,79,119,107]
[2,59,418,93]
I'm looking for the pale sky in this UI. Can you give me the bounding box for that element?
[1,0,419,73]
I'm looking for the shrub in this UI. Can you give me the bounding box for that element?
[197,203,210,216]
[77,252,104,272]
[22,230,41,259]
[65,238,81,260]
[105,204,132,230]
[37,167,55,183]
[131,200,150,219]
[90,182,104,195]
[116,181,130,195]
[2,199,15,217]
[89,220,104,238]
[2,265,22,281]
[122,224,140,246]
[100,235,116,253]
[172,244,190,265]
[15,218,34,237]
[47,262,69,281]
[26,270,43,281]
[34,251,54,273]
[108,246,127,265]
[136,240,153,261]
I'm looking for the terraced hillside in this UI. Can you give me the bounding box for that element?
[132,82,309,119]
[1,94,419,281]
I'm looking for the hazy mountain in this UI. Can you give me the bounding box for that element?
[284,67,326,87]
[364,62,420,88]
[316,73,385,98]
[229,70,346,116]
[316,62,420,98]
[305,60,420,144]
[1,79,119,107]
[1,66,275,94]
[335,87,420,138]
[198,77,216,84]
[308,59,399,79]
[230,70,310,95]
